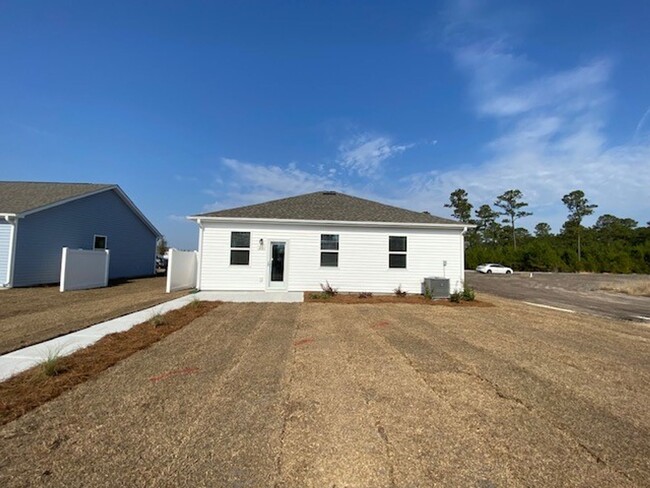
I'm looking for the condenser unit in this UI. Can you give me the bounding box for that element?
[423,277,450,299]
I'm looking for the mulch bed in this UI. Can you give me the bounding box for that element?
[0,300,219,426]
[303,292,493,307]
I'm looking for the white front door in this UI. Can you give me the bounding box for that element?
[268,241,287,289]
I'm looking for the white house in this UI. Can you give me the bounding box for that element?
[190,191,470,295]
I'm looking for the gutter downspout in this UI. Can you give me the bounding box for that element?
[460,226,468,292]
[195,218,204,291]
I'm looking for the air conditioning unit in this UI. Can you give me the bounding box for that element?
[423,277,450,299]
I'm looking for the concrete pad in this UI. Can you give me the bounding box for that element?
[194,291,304,303]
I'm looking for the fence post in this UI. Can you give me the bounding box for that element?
[104,249,110,287]
[59,247,68,292]
[165,249,174,293]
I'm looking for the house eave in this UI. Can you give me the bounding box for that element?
[188,215,473,230]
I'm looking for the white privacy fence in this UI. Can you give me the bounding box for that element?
[60,248,110,292]
[166,249,198,293]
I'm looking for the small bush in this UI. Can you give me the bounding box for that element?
[358,292,373,298]
[461,286,476,301]
[423,285,432,300]
[394,285,407,297]
[320,281,338,296]
[150,313,166,327]
[40,350,65,377]
[449,286,475,303]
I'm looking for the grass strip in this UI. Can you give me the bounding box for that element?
[0,300,219,426]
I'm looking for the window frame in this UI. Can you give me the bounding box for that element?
[388,235,407,269]
[230,231,251,266]
[320,234,339,267]
[93,234,108,250]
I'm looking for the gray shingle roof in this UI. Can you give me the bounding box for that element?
[0,181,114,214]
[197,191,459,225]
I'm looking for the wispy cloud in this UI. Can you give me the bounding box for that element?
[202,157,338,211]
[403,0,650,230]
[338,134,414,176]
[634,106,650,140]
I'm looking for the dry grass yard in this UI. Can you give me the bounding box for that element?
[0,277,186,354]
[601,280,650,297]
[0,297,648,487]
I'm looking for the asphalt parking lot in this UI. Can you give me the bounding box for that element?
[1,301,648,486]
[466,271,650,322]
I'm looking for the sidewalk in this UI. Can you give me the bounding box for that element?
[0,290,303,381]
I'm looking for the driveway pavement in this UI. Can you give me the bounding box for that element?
[1,300,648,486]
[466,271,650,322]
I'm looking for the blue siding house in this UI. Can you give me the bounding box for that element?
[0,182,161,287]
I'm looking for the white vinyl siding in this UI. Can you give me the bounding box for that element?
[199,221,465,294]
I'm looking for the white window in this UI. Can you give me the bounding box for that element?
[93,235,107,250]
[320,234,339,267]
[230,232,250,265]
[389,236,406,268]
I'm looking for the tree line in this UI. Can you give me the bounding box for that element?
[444,189,650,273]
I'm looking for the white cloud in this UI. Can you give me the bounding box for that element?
[203,157,338,211]
[338,134,413,176]
[398,0,650,231]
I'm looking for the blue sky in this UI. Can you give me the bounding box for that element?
[1,0,649,249]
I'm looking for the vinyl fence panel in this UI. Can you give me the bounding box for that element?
[60,248,110,292]
[166,249,197,293]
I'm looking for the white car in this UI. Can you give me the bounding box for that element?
[476,263,513,274]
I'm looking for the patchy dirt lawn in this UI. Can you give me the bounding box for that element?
[0,298,648,487]
[0,277,186,354]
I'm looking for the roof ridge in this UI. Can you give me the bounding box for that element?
[0,181,114,186]
[195,190,459,225]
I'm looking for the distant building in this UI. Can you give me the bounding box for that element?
[0,182,161,287]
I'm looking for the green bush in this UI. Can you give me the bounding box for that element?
[461,286,475,301]
[449,292,462,303]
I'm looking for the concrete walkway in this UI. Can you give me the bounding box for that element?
[0,290,303,381]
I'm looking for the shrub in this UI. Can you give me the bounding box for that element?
[320,281,338,296]
[358,292,373,298]
[40,350,65,377]
[394,285,407,297]
[423,285,432,300]
[449,286,476,303]
[461,286,476,301]
[150,313,166,327]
